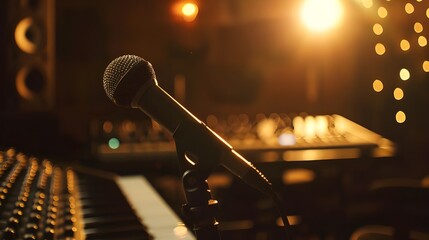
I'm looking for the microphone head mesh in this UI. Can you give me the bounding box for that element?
[103,54,156,107]
[103,55,144,102]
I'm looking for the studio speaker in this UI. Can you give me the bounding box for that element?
[0,0,55,114]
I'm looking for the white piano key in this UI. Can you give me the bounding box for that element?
[117,175,196,240]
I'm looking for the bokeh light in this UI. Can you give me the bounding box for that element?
[181,2,199,22]
[362,0,373,9]
[373,79,384,92]
[399,68,410,81]
[405,3,414,14]
[393,88,404,100]
[373,23,383,35]
[108,138,120,149]
[400,39,410,51]
[418,36,428,47]
[375,43,386,55]
[378,7,388,18]
[396,111,406,123]
[423,61,429,72]
[414,22,423,33]
[300,0,343,32]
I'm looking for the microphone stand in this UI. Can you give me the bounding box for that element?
[180,168,221,240]
[173,119,292,240]
[174,120,222,240]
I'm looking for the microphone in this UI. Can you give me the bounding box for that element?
[102,54,273,196]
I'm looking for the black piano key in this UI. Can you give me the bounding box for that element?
[84,224,153,240]
[83,215,142,228]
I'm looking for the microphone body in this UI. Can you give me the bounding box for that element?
[103,55,292,238]
[134,81,272,194]
[103,55,273,195]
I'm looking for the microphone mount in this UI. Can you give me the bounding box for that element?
[174,119,222,239]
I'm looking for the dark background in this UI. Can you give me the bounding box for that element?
[1,0,429,239]
[1,0,427,172]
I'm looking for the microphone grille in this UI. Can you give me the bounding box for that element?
[103,55,144,101]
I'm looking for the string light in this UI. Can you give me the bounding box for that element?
[366,0,428,125]
[373,23,383,35]
[393,88,404,100]
[395,111,406,123]
[375,43,386,55]
[373,79,384,92]
[418,36,428,47]
[378,7,388,18]
[414,22,423,33]
[399,68,410,81]
[400,39,410,51]
[423,61,429,72]
[405,3,414,14]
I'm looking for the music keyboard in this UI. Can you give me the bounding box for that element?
[0,148,195,240]
[117,175,195,240]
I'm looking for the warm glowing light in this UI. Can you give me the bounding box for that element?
[122,120,136,132]
[373,23,383,35]
[400,39,410,51]
[278,133,296,146]
[427,8,429,18]
[362,0,373,8]
[315,115,328,136]
[283,168,315,184]
[405,3,414,14]
[15,17,42,54]
[257,119,278,145]
[173,1,199,23]
[423,61,429,72]
[182,3,198,22]
[108,138,120,149]
[181,2,199,22]
[414,22,423,33]
[102,121,113,133]
[182,3,197,16]
[300,0,343,32]
[418,36,428,47]
[378,7,388,18]
[373,79,383,92]
[393,88,404,100]
[174,224,189,238]
[375,43,386,55]
[400,68,410,81]
[207,174,233,188]
[293,116,305,137]
[304,116,316,137]
[396,111,406,123]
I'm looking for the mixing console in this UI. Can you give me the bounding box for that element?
[90,113,395,162]
[0,148,195,240]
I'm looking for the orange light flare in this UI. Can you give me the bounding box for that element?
[300,0,344,33]
[172,1,199,23]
